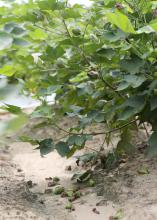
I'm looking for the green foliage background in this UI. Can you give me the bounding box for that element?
[1,0,157,158]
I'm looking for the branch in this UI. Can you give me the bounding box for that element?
[54,134,69,142]
[33,23,62,35]
[62,19,72,38]
[52,119,138,136]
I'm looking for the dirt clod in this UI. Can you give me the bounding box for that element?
[92,208,100,214]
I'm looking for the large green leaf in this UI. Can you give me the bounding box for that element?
[119,96,146,120]
[117,81,130,91]
[96,48,115,60]
[118,106,136,120]
[67,135,87,147]
[124,75,146,88]
[117,75,145,91]
[36,138,55,156]
[55,141,70,157]
[120,57,144,74]
[106,11,136,34]
[103,29,127,42]
[125,96,145,108]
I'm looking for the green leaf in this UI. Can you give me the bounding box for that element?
[37,138,55,156]
[126,95,145,108]
[1,104,22,114]
[29,28,47,40]
[45,45,64,60]
[137,25,155,34]
[96,48,115,60]
[13,38,30,47]
[149,19,157,31]
[124,75,146,88]
[38,0,58,10]
[120,56,144,74]
[4,22,16,33]
[70,134,92,147]
[0,65,16,76]
[11,26,26,35]
[31,104,53,119]
[67,135,77,145]
[117,81,130,91]
[118,106,136,120]
[106,11,136,34]
[55,141,70,157]
[103,29,127,42]
[70,72,88,83]
[94,112,105,122]
[66,146,77,158]
[119,96,146,120]
[147,132,157,157]
[68,135,86,147]
[0,31,13,50]
[75,136,86,147]
[63,7,81,19]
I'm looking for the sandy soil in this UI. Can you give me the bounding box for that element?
[1,115,157,220]
[0,142,116,220]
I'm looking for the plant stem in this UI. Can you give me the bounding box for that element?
[52,119,138,136]
[34,23,62,35]
[62,19,72,38]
